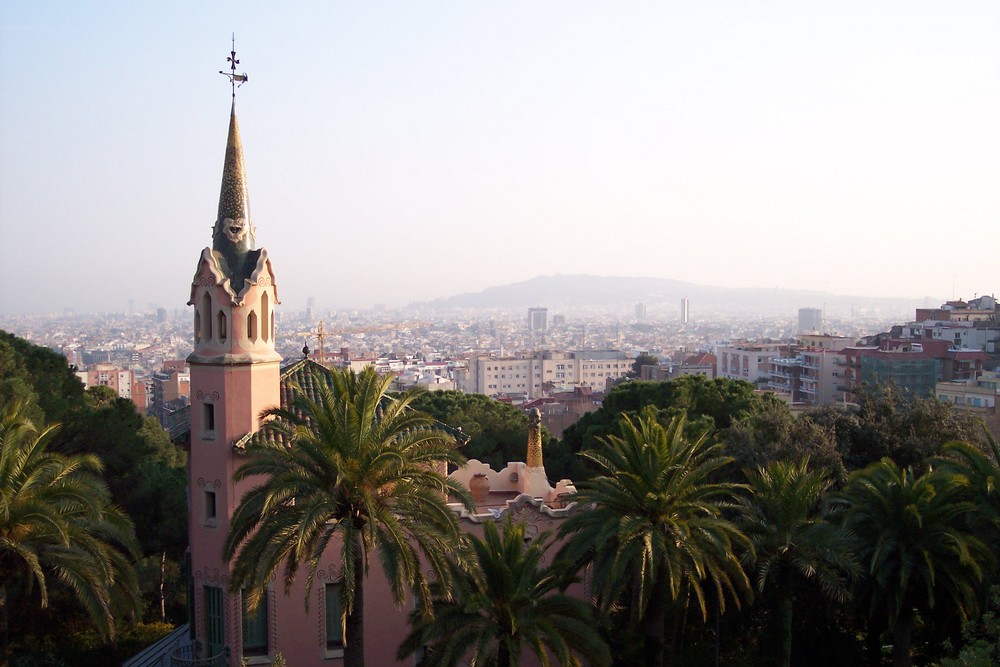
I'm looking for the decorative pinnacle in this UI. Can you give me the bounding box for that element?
[219,33,248,99]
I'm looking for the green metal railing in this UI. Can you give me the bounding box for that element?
[171,641,229,667]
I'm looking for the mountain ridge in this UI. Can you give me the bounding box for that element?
[406,274,931,315]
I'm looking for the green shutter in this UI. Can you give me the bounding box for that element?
[204,586,224,656]
[242,593,268,656]
[325,583,343,648]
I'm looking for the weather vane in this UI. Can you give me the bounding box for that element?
[219,33,248,99]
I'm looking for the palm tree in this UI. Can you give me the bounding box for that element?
[736,458,856,667]
[0,400,140,657]
[398,519,611,667]
[834,459,996,667]
[936,431,1000,528]
[224,367,472,667]
[558,407,751,667]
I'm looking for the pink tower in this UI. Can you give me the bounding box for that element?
[186,96,282,663]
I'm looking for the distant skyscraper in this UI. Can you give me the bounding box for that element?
[680,297,690,324]
[798,307,823,334]
[156,307,167,324]
[528,307,548,332]
[635,302,646,320]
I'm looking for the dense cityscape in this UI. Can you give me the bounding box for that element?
[2,4,998,667]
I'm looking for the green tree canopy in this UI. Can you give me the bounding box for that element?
[834,459,996,667]
[561,375,772,464]
[559,408,751,667]
[0,331,85,426]
[737,459,857,667]
[809,384,986,473]
[409,390,534,470]
[0,401,141,658]
[399,519,611,667]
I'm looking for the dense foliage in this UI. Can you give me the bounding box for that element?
[0,331,187,666]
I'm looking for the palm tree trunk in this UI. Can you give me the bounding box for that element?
[498,641,512,667]
[344,534,366,667]
[643,576,667,667]
[866,612,885,667]
[1,583,9,663]
[777,568,794,667]
[891,607,913,667]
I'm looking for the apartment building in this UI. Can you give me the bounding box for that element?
[716,342,794,386]
[460,350,633,398]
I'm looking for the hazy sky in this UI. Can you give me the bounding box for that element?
[1,1,998,314]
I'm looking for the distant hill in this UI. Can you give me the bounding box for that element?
[407,274,929,316]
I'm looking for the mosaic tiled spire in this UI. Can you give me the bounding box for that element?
[213,101,254,253]
[210,101,259,294]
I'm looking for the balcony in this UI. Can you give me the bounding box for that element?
[171,642,229,667]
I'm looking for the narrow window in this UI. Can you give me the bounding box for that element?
[261,293,270,342]
[204,490,217,525]
[247,311,258,342]
[205,586,225,657]
[218,311,228,341]
[325,583,344,650]
[201,293,213,340]
[242,592,268,656]
[194,311,202,343]
[203,403,216,434]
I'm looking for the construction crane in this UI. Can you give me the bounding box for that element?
[296,321,329,364]
[295,321,434,364]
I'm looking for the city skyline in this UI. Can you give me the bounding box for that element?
[1,1,998,314]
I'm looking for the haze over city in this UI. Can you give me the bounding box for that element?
[1,1,998,314]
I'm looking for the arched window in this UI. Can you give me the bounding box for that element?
[218,310,228,341]
[201,293,213,341]
[247,311,258,342]
[261,293,270,343]
[194,310,201,343]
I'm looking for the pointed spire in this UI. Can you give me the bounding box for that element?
[213,101,254,252]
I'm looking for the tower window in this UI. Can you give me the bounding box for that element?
[201,293,213,341]
[218,311,228,341]
[247,311,258,342]
[204,489,217,527]
[194,311,201,343]
[203,402,216,439]
[261,293,270,343]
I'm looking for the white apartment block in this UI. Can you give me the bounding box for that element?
[460,350,633,398]
[716,343,790,386]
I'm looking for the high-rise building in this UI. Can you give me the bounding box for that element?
[635,302,646,320]
[680,297,690,324]
[798,307,823,334]
[527,307,548,332]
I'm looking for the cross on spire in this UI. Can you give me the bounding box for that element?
[219,34,248,99]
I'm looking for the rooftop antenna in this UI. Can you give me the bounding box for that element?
[219,33,248,99]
